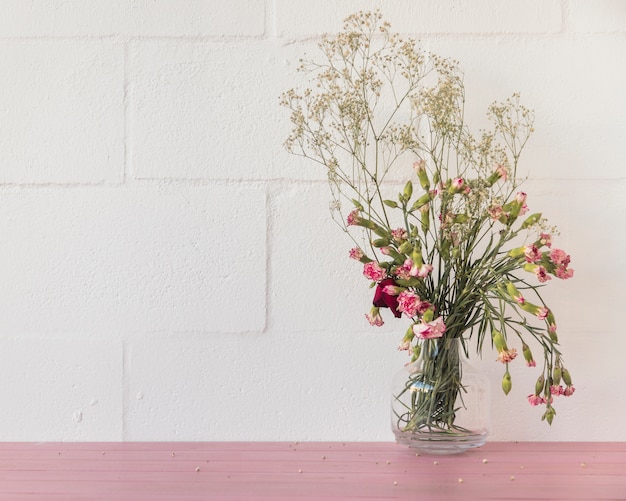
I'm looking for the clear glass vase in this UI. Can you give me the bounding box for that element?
[391,337,490,455]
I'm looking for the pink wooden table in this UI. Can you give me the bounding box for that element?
[0,442,624,500]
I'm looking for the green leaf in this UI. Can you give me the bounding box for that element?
[383,199,398,208]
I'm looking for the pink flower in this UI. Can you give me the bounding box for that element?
[415,263,433,278]
[548,323,557,334]
[495,164,507,181]
[349,247,364,261]
[372,278,401,318]
[382,284,403,296]
[391,228,408,242]
[534,266,551,283]
[540,233,552,248]
[549,248,571,267]
[556,266,574,280]
[550,385,565,396]
[519,204,528,216]
[347,209,360,226]
[524,244,542,263]
[452,177,465,191]
[394,259,413,280]
[514,294,525,305]
[365,307,384,327]
[412,316,446,339]
[537,307,550,321]
[563,386,575,397]
[363,262,386,282]
[497,348,518,364]
[488,205,503,221]
[397,290,420,318]
[515,192,527,204]
[527,394,546,406]
[526,359,536,368]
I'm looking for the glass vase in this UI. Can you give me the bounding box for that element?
[391,337,490,455]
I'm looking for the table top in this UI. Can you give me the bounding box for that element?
[0,441,624,500]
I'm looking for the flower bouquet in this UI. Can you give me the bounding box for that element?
[281,11,574,450]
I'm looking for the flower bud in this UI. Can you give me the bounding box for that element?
[398,241,413,255]
[403,180,413,200]
[552,366,562,386]
[414,161,430,190]
[502,371,512,395]
[492,330,507,352]
[522,343,536,367]
[420,207,430,233]
[535,374,545,396]
[422,308,434,323]
[372,238,390,248]
[561,368,572,387]
[410,193,431,212]
[542,406,556,425]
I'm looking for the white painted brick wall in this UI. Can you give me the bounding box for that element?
[0,0,624,442]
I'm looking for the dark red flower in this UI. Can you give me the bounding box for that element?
[372,278,401,318]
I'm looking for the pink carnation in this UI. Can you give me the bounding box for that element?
[412,316,446,339]
[527,394,546,406]
[347,209,360,226]
[391,228,408,242]
[550,385,565,396]
[549,248,571,267]
[395,259,413,280]
[524,244,542,263]
[397,290,420,318]
[537,307,550,320]
[539,233,552,248]
[488,205,503,221]
[534,265,551,283]
[556,266,574,280]
[363,262,386,282]
[452,177,465,191]
[415,263,433,278]
[515,192,527,204]
[365,307,384,327]
[495,164,507,181]
[563,386,576,397]
[497,348,518,364]
[349,247,364,261]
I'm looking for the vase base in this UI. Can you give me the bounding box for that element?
[393,429,488,455]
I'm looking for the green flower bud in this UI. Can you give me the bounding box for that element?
[542,406,556,425]
[422,308,434,323]
[522,343,535,367]
[403,180,413,200]
[410,193,431,212]
[420,206,430,233]
[415,161,430,190]
[372,238,390,248]
[383,199,398,208]
[398,241,413,254]
[502,371,512,395]
[492,330,507,352]
[535,374,545,396]
[561,368,572,387]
